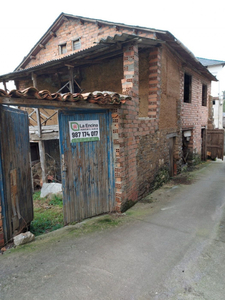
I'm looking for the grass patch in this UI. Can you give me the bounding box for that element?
[30,191,64,236]
[97,217,120,226]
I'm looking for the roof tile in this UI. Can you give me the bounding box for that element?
[0,87,129,105]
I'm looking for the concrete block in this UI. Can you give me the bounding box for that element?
[41,183,62,198]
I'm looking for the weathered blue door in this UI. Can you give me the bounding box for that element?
[58,109,115,224]
[0,106,33,245]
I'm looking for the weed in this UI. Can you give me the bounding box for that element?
[97,217,119,226]
[49,194,63,207]
[33,191,41,201]
[152,168,170,191]
[30,191,64,236]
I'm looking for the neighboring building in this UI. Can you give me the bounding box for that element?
[197,57,225,129]
[0,13,216,228]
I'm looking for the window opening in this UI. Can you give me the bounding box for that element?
[202,84,207,106]
[184,73,192,103]
[73,39,81,51]
[59,43,67,55]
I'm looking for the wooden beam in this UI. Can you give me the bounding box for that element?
[96,21,102,28]
[31,73,47,184]
[29,125,59,131]
[38,140,46,184]
[41,111,58,125]
[113,25,120,31]
[3,80,7,92]
[68,67,74,93]
[39,44,46,49]
[30,132,59,141]
[32,73,38,88]
[78,18,84,25]
[65,64,74,68]
[50,31,57,37]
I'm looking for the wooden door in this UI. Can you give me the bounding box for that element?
[0,106,33,244]
[58,109,115,224]
[207,129,224,160]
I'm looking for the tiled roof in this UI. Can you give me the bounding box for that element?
[197,57,225,67]
[0,87,129,105]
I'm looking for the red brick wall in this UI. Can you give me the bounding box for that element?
[112,44,182,210]
[18,43,183,211]
[24,18,156,69]
[14,18,211,211]
[181,67,211,155]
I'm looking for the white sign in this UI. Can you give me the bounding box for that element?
[69,120,100,143]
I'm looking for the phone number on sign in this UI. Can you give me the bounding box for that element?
[72,131,98,138]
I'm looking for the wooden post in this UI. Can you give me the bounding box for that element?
[3,81,7,92]
[32,73,47,185]
[68,67,74,93]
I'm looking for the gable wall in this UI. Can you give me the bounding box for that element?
[25,18,156,69]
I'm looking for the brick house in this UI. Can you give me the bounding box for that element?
[0,13,216,240]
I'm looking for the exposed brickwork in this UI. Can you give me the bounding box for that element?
[110,44,183,210]
[13,18,211,213]
[24,19,156,70]
[148,48,162,119]
[181,67,211,155]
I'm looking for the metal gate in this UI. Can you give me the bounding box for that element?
[0,106,33,244]
[58,109,115,224]
[207,129,224,160]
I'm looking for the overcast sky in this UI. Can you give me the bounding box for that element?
[1,0,225,89]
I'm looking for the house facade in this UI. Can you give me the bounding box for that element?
[198,57,225,129]
[0,13,215,239]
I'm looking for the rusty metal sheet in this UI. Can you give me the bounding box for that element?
[58,109,115,224]
[0,106,33,244]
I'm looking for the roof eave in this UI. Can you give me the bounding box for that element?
[15,12,66,71]
[156,31,217,82]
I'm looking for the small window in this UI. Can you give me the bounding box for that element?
[184,73,192,103]
[202,84,207,106]
[73,39,81,50]
[59,43,67,54]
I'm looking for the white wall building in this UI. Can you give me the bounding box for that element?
[198,58,225,129]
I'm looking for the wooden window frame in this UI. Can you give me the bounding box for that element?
[73,39,81,51]
[59,43,67,55]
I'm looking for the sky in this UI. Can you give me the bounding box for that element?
[1,0,225,89]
